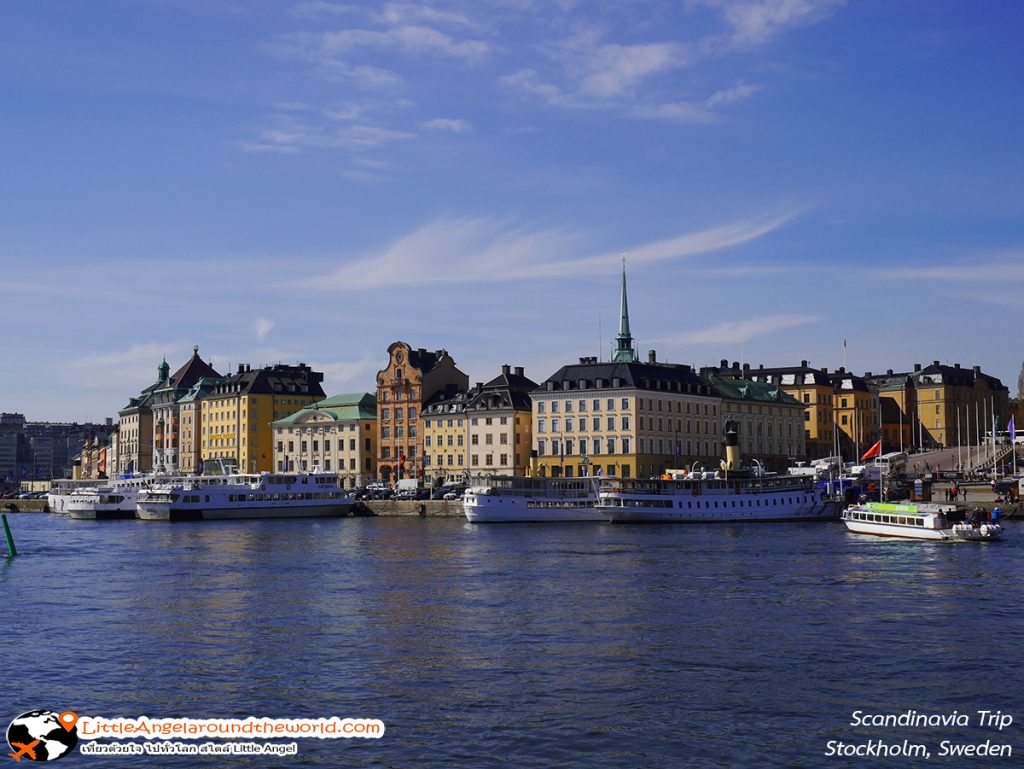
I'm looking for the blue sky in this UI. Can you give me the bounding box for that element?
[3,0,1023,422]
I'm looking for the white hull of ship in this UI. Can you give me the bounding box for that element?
[842,519,947,540]
[607,501,831,523]
[67,504,136,520]
[137,501,353,521]
[464,496,607,523]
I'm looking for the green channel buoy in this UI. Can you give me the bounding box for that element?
[2,513,17,557]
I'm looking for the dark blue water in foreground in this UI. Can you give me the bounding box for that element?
[2,513,1022,768]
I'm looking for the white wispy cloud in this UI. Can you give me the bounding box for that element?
[420,117,472,133]
[881,259,1024,282]
[239,110,416,155]
[695,0,845,46]
[255,318,276,343]
[290,1,357,19]
[374,3,477,30]
[300,210,801,290]
[68,342,191,389]
[311,354,380,390]
[705,81,763,107]
[668,314,819,345]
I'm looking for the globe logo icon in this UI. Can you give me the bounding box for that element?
[6,710,78,762]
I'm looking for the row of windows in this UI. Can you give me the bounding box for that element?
[537,416,632,433]
[277,439,371,453]
[381,447,417,459]
[425,453,511,467]
[378,388,418,402]
[537,398,629,414]
[380,407,418,420]
[275,458,374,472]
[537,437,632,456]
[381,426,417,439]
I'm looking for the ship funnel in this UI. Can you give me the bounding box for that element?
[724,419,740,470]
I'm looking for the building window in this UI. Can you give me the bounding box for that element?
[537,402,545,414]
[606,438,616,454]
[538,439,546,455]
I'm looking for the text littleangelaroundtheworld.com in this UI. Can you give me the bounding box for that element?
[77,716,385,740]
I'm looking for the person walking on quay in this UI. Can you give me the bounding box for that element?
[961,486,968,502]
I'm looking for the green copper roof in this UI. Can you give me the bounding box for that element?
[704,374,801,405]
[271,392,377,426]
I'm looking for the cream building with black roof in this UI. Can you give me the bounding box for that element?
[532,265,721,479]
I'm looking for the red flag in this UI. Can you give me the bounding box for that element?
[860,440,882,462]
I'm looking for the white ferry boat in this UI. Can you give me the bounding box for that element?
[137,471,353,521]
[597,470,830,523]
[463,476,608,522]
[66,475,182,520]
[843,502,1004,541]
[47,479,105,514]
[599,420,832,523]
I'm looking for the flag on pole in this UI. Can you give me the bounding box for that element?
[860,440,882,462]
[1009,416,1016,442]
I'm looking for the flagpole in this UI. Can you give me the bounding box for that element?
[957,406,962,473]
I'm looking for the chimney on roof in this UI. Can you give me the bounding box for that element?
[933,360,940,367]
[579,357,588,364]
[759,364,764,370]
[865,371,872,378]
[743,363,750,373]
[237,364,244,374]
[476,382,483,390]
[649,350,657,364]
[801,360,808,367]
[954,362,960,369]
[914,363,922,372]
[732,361,739,370]
[974,365,981,374]
[514,366,524,377]
[501,364,510,376]
[720,359,728,368]
[887,369,893,375]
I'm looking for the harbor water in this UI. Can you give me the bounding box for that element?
[2,513,1022,767]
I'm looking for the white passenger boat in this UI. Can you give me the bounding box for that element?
[597,470,830,523]
[463,475,608,522]
[597,422,833,524]
[46,479,107,513]
[842,502,1004,541]
[137,471,353,521]
[67,474,183,520]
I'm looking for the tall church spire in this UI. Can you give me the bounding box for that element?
[612,255,637,363]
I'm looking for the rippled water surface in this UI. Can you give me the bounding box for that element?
[2,513,1022,768]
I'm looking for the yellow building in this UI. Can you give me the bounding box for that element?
[831,369,880,459]
[719,360,835,460]
[201,363,325,473]
[865,370,916,451]
[422,387,471,484]
[911,361,1010,449]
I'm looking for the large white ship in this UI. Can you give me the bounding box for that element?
[463,475,609,522]
[137,471,353,521]
[597,421,834,523]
